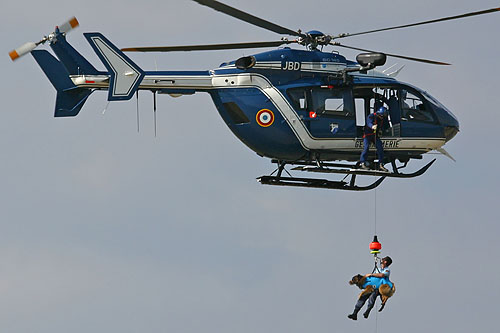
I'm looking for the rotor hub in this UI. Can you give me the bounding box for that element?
[298,30,333,50]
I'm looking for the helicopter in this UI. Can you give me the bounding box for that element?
[9,0,500,191]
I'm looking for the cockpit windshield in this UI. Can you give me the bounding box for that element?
[421,90,458,122]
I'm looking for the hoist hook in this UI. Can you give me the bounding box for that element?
[370,235,382,273]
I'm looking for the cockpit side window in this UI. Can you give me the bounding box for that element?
[401,89,436,123]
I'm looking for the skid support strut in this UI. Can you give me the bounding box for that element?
[258,158,435,191]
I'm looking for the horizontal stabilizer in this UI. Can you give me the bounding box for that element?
[84,32,144,101]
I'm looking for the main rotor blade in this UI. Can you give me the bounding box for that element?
[121,40,290,52]
[332,42,451,65]
[193,0,302,37]
[334,6,500,39]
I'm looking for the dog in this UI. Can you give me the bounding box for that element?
[349,274,396,312]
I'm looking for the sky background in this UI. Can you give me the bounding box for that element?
[1,0,499,332]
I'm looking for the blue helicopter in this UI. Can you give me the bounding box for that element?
[9,0,500,191]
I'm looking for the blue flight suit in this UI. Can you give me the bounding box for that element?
[360,113,386,164]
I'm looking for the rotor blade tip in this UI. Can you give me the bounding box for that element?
[69,17,79,28]
[9,50,19,61]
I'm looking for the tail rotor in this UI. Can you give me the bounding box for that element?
[8,16,79,61]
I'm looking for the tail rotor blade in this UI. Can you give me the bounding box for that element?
[9,42,37,61]
[58,16,79,34]
[9,16,78,61]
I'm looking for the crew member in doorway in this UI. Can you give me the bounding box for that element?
[348,256,393,320]
[360,106,389,172]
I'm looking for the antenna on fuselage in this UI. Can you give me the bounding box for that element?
[102,101,110,115]
[153,90,157,137]
[136,90,140,133]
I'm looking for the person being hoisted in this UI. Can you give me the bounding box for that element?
[360,105,389,172]
[348,256,394,320]
[347,236,395,320]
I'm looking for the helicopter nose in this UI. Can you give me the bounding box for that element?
[444,126,459,142]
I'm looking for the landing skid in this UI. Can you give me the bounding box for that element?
[257,158,436,191]
[257,175,385,191]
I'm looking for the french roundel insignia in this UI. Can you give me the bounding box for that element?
[256,109,274,127]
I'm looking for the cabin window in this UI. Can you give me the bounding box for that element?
[354,98,366,126]
[287,86,354,117]
[310,87,354,117]
[287,88,307,110]
[299,98,307,109]
[223,102,250,124]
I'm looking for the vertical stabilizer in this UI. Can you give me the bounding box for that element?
[84,32,144,101]
[31,50,92,117]
[50,29,100,75]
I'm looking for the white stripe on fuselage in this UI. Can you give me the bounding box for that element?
[71,72,445,152]
[219,61,347,74]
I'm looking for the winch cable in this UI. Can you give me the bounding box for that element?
[364,80,383,330]
[374,189,379,332]
[374,188,377,235]
[372,188,380,272]
[372,189,381,332]
[371,79,381,333]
